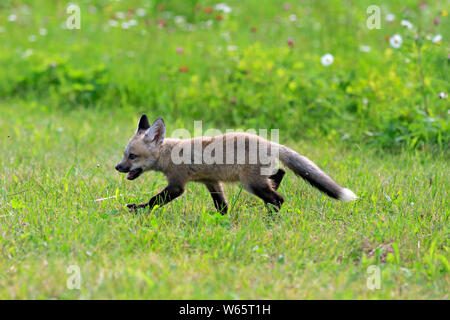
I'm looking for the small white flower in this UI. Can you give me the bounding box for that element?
[174,16,185,24]
[386,13,395,22]
[389,34,402,48]
[128,19,137,26]
[136,8,146,17]
[360,45,371,52]
[438,92,448,99]
[405,58,411,63]
[184,23,195,31]
[321,53,334,66]
[289,14,297,22]
[109,20,118,27]
[116,12,125,19]
[8,14,17,22]
[432,34,442,43]
[121,22,130,29]
[22,49,33,58]
[28,35,37,42]
[227,45,237,51]
[39,28,47,36]
[214,3,232,13]
[401,20,413,29]
[221,31,231,42]
[362,98,369,105]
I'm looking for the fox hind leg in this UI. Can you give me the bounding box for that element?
[269,168,285,191]
[241,175,284,212]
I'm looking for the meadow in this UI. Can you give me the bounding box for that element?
[0,0,448,299]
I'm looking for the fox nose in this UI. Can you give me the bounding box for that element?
[116,164,130,173]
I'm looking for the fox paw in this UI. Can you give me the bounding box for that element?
[127,203,138,211]
[127,203,147,212]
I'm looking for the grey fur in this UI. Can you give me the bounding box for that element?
[116,116,357,212]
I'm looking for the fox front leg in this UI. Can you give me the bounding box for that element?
[127,184,185,212]
[205,182,228,215]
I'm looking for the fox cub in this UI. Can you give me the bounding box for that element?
[116,115,357,213]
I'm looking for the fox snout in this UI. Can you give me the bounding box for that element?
[115,163,130,173]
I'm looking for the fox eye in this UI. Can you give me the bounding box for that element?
[129,153,138,160]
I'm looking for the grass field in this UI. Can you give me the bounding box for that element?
[0,104,448,299]
[0,0,448,299]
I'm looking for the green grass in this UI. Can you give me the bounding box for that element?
[0,0,448,299]
[0,104,448,299]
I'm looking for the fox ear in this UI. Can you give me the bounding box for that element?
[144,118,165,147]
[137,114,150,133]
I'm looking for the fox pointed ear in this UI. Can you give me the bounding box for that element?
[137,114,150,133]
[144,118,165,147]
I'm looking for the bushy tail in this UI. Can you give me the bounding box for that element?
[278,146,357,201]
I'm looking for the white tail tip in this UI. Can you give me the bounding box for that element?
[339,188,358,202]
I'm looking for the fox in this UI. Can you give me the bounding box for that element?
[115,115,357,214]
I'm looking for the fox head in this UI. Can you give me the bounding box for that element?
[115,115,165,180]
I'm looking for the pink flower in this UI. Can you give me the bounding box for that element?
[176,47,183,54]
[434,18,440,25]
[287,38,294,47]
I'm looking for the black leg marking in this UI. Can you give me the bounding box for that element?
[205,182,228,215]
[269,168,286,191]
[250,184,284,212]
[127,184,185,212]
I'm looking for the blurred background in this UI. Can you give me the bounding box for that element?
[0,0,448,149]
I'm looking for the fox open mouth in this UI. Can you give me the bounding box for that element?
[127,168,143,180]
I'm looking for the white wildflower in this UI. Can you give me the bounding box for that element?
[174,16,185,24]
[389,34,402,48]
[432,34,442,43]
[401,20,413,29]
[386,13,395,22]
[438,92,448,99]
[321,53,334,66]
[214,3,232,13]
[22,49,33,58]
[109,20,118,27]
[136,8,146,17]
[8,14,17,22]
